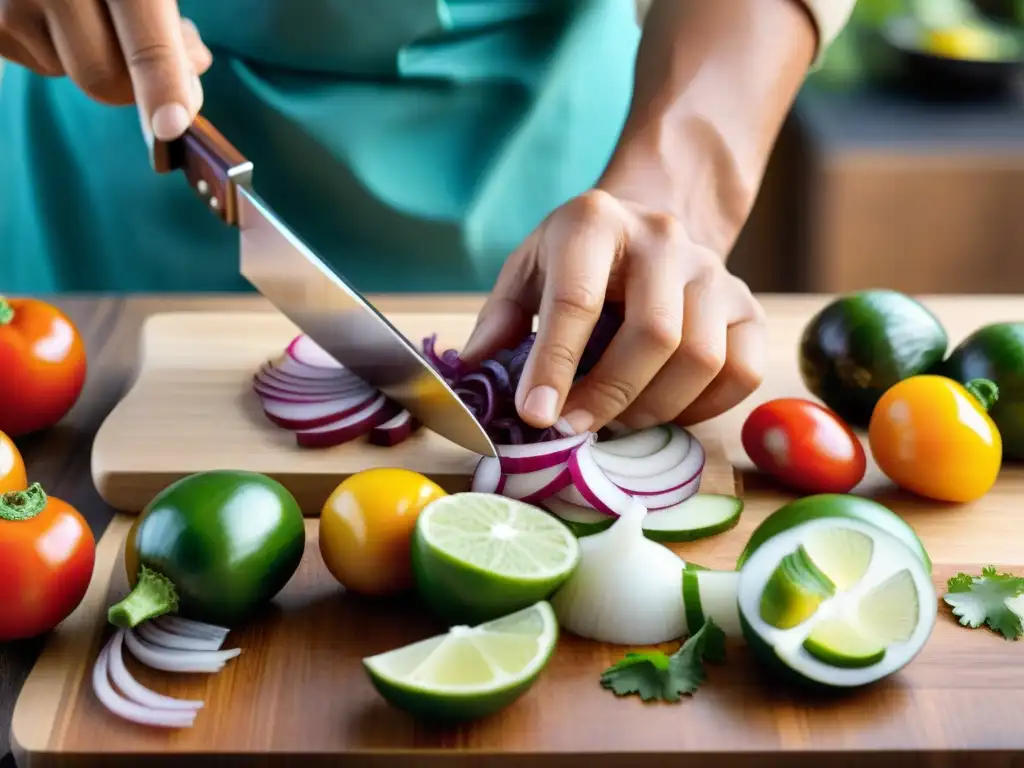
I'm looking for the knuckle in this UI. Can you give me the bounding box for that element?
[724,356,764,396]
[587,376,639,414]
[677,337,725,377]
[551,285,603,321]
[644,210,682,243]
[535,340,579,378]
[568,189,618,223]
[638,307,681,353]
[125,40,176,71]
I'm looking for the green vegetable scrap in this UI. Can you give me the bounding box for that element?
[600,618,726,702]
[943,566,1024,641]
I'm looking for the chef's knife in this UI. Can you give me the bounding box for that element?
[151,116,496,458]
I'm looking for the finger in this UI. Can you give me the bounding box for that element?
[676,318,765,425]
[180,17,212,74]
[560,230,683,433]
[459,233,540,367]
[619,273,727,427]
[46,0,132,105]
[516,194,622,428]
[0,11,62,76]
[106,0,195,141]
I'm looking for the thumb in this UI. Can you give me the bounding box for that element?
[107,0,196,142]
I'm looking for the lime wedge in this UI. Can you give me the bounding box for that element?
[759,547,836,629]
[858,568,920,643]
[364,601,558,721]
[411,493,580,624]
[801,526,874,590]
[803,617,886,669]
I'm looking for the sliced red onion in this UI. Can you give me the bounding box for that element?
[495,431,594,474]
[107,630,204,711]
[368,409,417,447]
[123,627,240,673]
[153,615,229,642]
[605,437,704,494]
[137,621,226,652]
[92,640,197,728]
[567,443,642,517]
[286,334,345,370]
[641,472,701,510]
[262,389,377,430]
[295,392,393,448]
[592,425,690,478]
[471,456,504,493]
[593,425,671,459]
[257,365,361,393]
[253,381,361,404]
[553,483,591,509]
[501,462,571,504]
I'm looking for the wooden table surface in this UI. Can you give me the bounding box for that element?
[4,292,1024,767]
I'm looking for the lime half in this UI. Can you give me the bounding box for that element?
[412,493,580,624]
[364,601,558,721]
[803,617,886,669]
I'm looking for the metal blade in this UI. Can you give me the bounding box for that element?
[237,187,496,458]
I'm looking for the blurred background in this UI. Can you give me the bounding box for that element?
[729,0,1024,295]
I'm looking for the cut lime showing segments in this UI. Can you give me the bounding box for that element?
[858,568,919,643]
[642,494,743,542]
[759,547,836,629]
[802,526,874,590]
[364,601,558,722]
[411,493,580,624]
[803,618,886,669]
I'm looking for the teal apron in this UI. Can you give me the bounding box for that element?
[0,0,640,294]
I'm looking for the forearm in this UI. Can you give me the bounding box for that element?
[598,0,819,258]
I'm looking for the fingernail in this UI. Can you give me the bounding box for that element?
[191,74,204,111]
[560,409,594,434]
[151,103,191,142]
[523,386,559,425]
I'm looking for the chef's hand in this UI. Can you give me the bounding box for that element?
[0,0,211,140]
[460,190,766,434]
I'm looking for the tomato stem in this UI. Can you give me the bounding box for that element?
[0,483,47,521]
[107,565,180,628]
[0,297,12,326]
[965,378,999,412]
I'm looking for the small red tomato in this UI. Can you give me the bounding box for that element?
[741,398,866,494]
[0,482,95,640]
[0,296,87,437]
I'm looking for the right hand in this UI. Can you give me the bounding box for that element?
[0,0,212,141]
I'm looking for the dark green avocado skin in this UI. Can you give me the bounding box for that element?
[937,322,1024,460]
[799,290,948,429]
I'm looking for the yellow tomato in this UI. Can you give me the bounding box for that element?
[0,430,27,494]
[319,468,447,596]
[868,375,1001,503]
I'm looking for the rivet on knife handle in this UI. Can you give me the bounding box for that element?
[151,115,253,227]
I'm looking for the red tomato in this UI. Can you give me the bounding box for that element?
[0,297,87,437]
[0,483,95,640]
[741,398,866,494]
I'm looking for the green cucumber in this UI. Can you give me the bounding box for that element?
[641,494,743,542]
[937,322,1024,459]
[799,290,947,428]
[543,498,614,538]
[681,568,742,637]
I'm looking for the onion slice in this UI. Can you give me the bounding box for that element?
[137,621,226,652]
[593,425,691,478]
[567,443,642,517]
[606,438,705,495]
[262,389,377,430]
[593,425,671,458]
[295,393,392,448]
[495,431,594,474]
[285,334,345,370]
[368,409,417,447]
[92,639,197,728]
[154,615,230,641]
[123,627,240,673]
[471,456,504,494]
[107,630,204,711]
[500,462,571,504]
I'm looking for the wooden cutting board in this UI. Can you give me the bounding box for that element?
[89,311,735,514]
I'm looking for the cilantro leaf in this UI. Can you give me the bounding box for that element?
[600,618,726,702]
[943,566,1024,640]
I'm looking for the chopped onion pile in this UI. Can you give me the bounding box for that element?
[473,423,707,522]
[92,615,235,728]
[253,335,421,449]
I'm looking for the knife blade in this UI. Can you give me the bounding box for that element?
[152,116,496,458]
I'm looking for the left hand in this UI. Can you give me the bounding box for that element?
[460,190,766,434]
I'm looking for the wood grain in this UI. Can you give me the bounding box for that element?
[11,294,1024,768]
[89,311,735,514]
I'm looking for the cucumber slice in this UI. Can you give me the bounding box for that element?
[543,498,614,538]
[681,568,742,637]
[803,618,886,669]
[641,494,743,542]
[737,516,937,689]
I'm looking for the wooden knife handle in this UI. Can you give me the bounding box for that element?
[151,115,253,227]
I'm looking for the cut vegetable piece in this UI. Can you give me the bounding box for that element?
[285,334,344,370]
[803,617,886,669]
[495,432,594,474]
[858,568,919,643]
[411,493,580,624]
[363,601,558,722]
[737,517,937,689]
[567,443,641,517]
[592,425,690,477]
[499,462,571,504]
[368,409,417,446]
[136,621,224,652]
[681,568,742,637]
[638,475,701,510]
[543,497,614,538]
[607,439,704,495]
[123,627,240,673]
[593,425,671,458]
[642,494,743,543]
[295,393,394,448]
[471,456,504,494]
[262,389,376,429]
[800,525,874,591]
[92,640,197,729]
[758,547,836,629]
[106,629,204,711]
